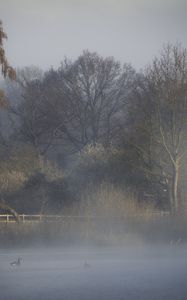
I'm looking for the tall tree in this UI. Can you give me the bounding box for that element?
[124,44,187,214]
[10,72,54,157]
[44,51,135,152]
[0,20,15,80]
[11,51,136,156]
[147,44,187,213]
[0,20,16,149]
[0,20,17,216]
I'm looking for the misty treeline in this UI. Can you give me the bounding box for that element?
[1,43,187,216]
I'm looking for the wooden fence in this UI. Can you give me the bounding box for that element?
[0,212,170,223]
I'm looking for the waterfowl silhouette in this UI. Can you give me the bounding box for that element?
[10,257,22,266]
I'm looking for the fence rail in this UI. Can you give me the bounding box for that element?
[0,212,170,223]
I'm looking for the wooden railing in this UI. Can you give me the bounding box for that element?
[0,211,170,223]
[0,214,92,223]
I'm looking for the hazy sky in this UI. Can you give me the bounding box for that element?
[1,0,187,71]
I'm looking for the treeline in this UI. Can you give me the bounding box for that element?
[1,44,187,216]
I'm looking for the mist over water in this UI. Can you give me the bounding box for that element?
[1,2,187,299]
[1,214,187,299]
[1,244,187,300]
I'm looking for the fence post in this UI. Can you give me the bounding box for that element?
[7,215,9,222]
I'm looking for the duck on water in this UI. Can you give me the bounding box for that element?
[10,257,22,266]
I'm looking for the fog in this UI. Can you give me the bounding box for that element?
[1,215,187,299]
[1,245,187,300]
[1,1,187,299]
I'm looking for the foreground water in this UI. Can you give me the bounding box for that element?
[0,245,187,300]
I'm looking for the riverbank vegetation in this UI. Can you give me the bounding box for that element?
[1,21,187,218]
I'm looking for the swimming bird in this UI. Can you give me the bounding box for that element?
[10,257,22,266]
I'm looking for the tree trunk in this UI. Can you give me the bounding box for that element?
[0,201,20,222]
[171,163,179,214]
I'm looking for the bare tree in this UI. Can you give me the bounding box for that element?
[147,44,187,213]
[44,51,135,152]
[124,44,187,214]
[123,73,169,208]
[11,76,55,157]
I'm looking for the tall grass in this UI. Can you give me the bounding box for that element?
[76,182,156,218]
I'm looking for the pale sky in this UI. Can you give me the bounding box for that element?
[1,0,187,71]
